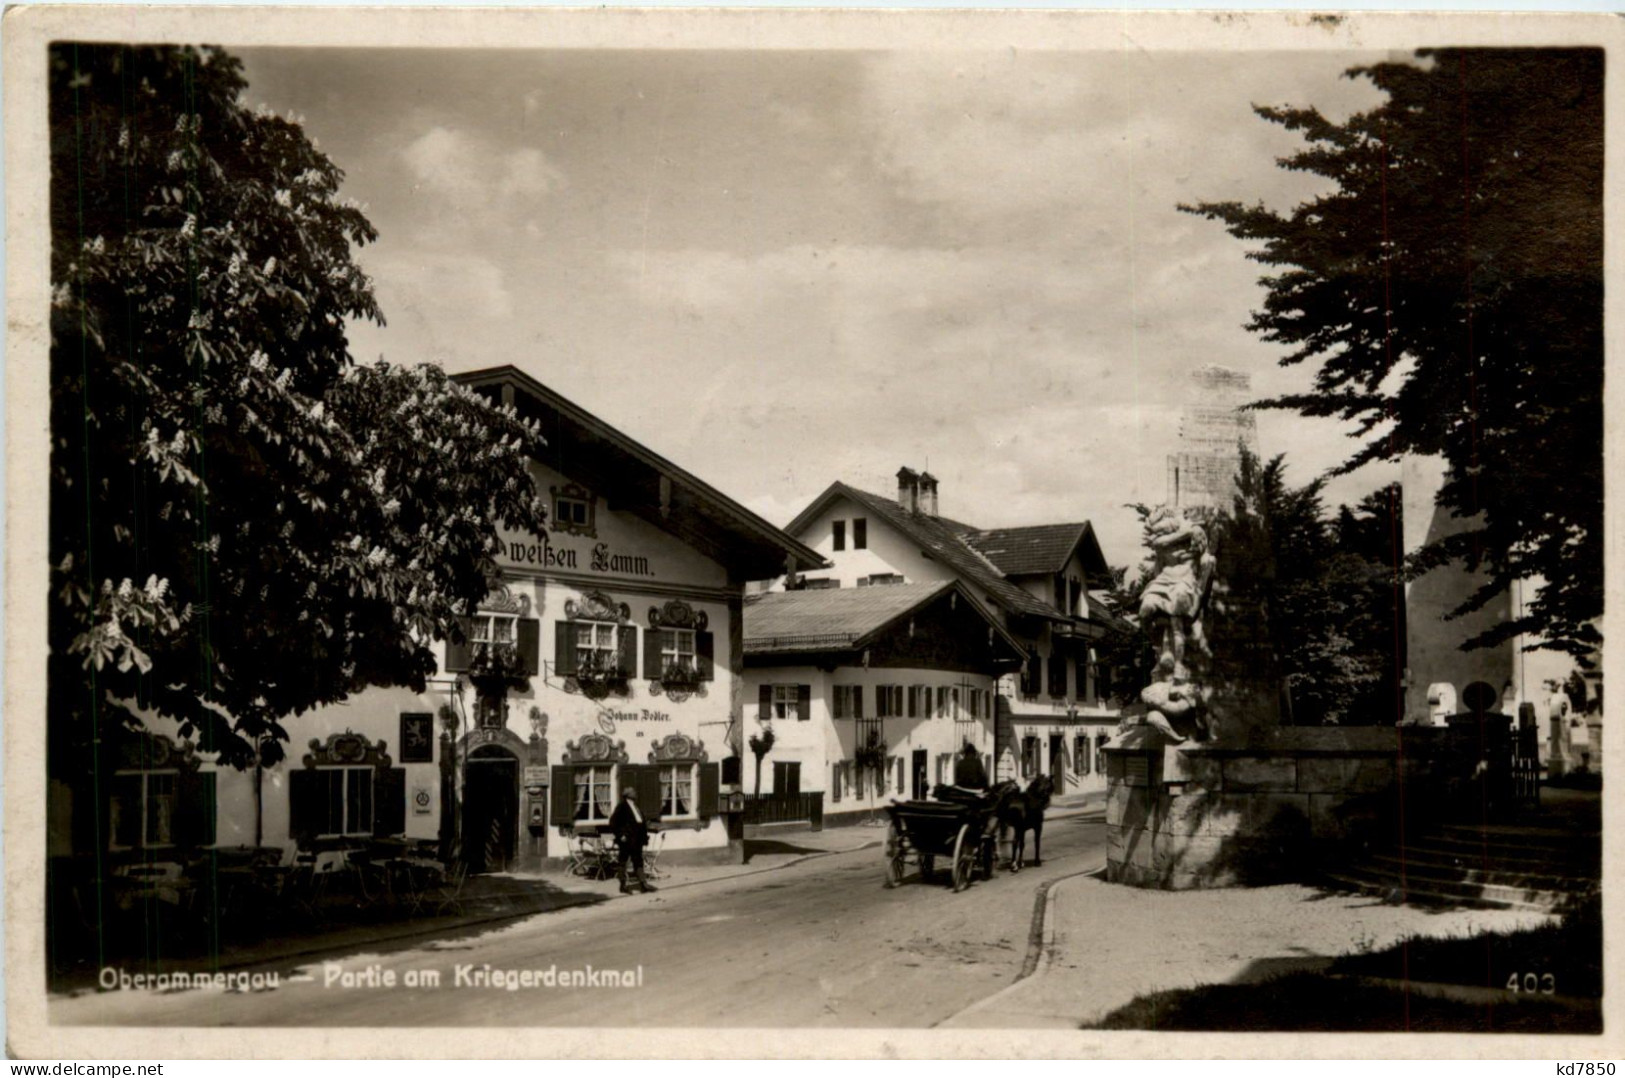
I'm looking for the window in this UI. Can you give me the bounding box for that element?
[661,627,696,678]
[471,613,518,653]
[573,765,615,823]
[853,518,867,549]
[554,495,590,529]
[1021,736,1041,779]
[832,762,844,803]
[1095,734,1109,776]
[659,764,696,818]
[1022,649,1042,697]
[802,577,840,590]
[771,684,809,721]
[110,772,178,850]
[1048,650,1068,698]
[876,685,903,718]
[867,573,903,586]
[833,520,846,551]
[1076,735,1091,776]
[935,686,949,719]
[951,687,961,719]
[834,685,864,719]
[575,620,618,672]
[315,767,373,837]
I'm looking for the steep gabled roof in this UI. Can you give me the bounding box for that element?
[963,522,1109,579]
[743,579,1024,659]
[783,482,1061,622]
[455,366,826,581]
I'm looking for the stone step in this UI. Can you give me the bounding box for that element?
[1434,823,1601,852]
[1368,853,1597,893]
[1324,864,1584,914]
[1391,839,1599,873]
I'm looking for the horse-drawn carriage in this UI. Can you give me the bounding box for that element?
[882,777,1053,892]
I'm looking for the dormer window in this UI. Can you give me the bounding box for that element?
[853,518,867,549]
[833,520,846,551]
[551,483,596,538]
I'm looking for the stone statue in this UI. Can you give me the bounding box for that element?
[1138,506,1217,682]
[1119,506,1218,743]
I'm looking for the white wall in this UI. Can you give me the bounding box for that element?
[776,494,948,590]
[744,664,997,810]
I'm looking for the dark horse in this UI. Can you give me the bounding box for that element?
[997,775,1054,872]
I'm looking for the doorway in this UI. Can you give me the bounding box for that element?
[1049,734,1066,792]
[463,746,519,874]
[912,750,928,800]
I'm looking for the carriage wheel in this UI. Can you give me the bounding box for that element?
[951,824,975,893]
[883,823,907,888]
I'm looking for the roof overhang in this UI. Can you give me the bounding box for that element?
[455,366,827,582]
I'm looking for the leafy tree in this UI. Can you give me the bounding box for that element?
[1183,49,1602,659]
[50,44,547,778]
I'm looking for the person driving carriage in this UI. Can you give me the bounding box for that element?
[952,740,988,790]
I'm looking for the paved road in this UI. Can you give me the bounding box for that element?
[53,813,1107,1028]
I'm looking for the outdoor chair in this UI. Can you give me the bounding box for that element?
[420,859,469,916]
[642,830,667,881]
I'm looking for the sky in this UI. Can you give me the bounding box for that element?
[239,45,1401,568]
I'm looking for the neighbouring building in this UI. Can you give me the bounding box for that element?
[742,581,1025,825]
[61,365,825,880]
[1401,453,1600,775]
[764,468,1128,797]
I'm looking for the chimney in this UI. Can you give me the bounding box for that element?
[896,467,920,513]
[918,471,939,517]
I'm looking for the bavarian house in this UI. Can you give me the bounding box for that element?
[63,365,824,886]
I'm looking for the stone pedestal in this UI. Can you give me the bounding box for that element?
[1105,726,1449,889]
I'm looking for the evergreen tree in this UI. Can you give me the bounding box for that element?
[1183,48,1602,658]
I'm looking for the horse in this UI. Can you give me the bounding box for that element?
[997,775,1054,872]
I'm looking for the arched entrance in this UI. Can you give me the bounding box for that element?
[463,744,520,874]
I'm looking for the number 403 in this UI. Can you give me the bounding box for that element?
[1507,972,1556,994]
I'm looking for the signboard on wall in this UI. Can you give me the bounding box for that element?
[411,784,433,815]
[400,712,434,764]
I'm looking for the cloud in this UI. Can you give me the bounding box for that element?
[400,126,566,200]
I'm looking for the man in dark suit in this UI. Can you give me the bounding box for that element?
[609,785,654,894]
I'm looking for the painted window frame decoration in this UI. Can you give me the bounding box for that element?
[646,599,713,702]
[558,732,630,827]
[106,731,214,853]
[289,731,406,846]
[550,482,597,539]
[648,733,710,824]
[558,590,634,701]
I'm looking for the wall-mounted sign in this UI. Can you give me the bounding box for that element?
[411,785,433,815]
[400,713,434,764]
[504,534,656,578]
[523,766,549,786]
[595,709,674,737]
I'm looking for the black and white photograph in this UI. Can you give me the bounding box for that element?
[4,6,1617,1058]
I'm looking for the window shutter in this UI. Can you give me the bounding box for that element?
[906,686,916,718]
[617,625,637,678]
[759,683,773,721]
[695,631,715,681]
[831,763,842,803]
[796,684,811,722]
[550,766,574,826]
[444,617,474,674]
[554,622,578,677]
[635,765,664,822]
[174,770,217,849]
[373,767,406,837]
[513,618,540,676]
[697,762,720,819]
[288,769,321,844]
[644,629,664,682]
[853,686,864,719]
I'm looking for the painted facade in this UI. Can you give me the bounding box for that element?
[62,366,824,876]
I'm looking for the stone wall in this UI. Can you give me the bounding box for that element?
[1105,726,1457,889]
